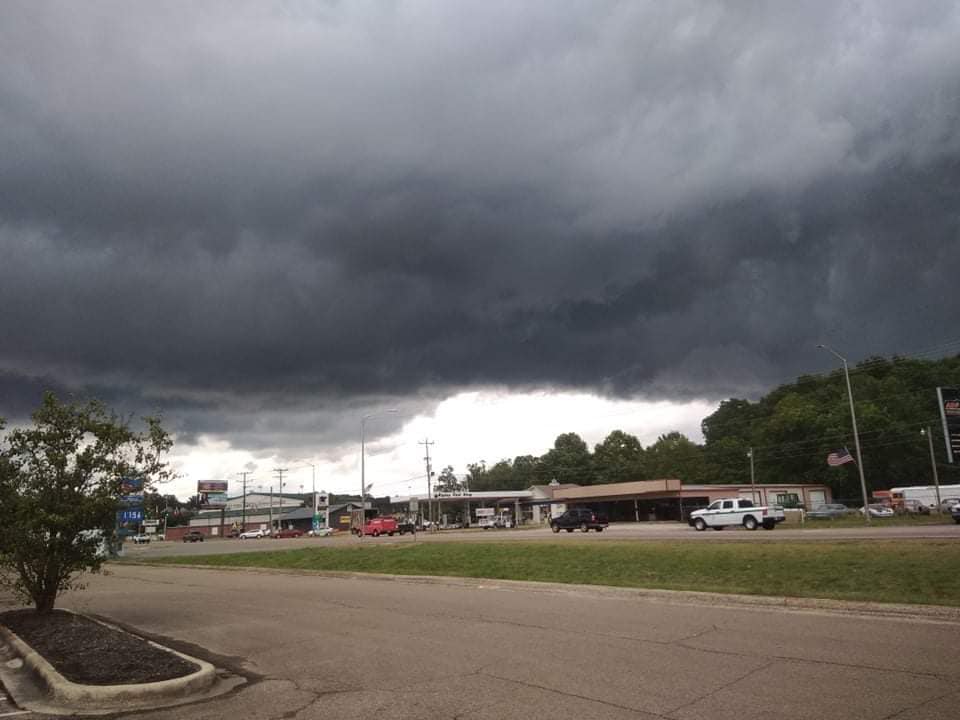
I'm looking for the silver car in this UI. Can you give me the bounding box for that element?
[938,497,960,513]
[806,504,851,519]
[860,504,895,518]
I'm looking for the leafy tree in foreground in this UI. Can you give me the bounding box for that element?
[0,393,172,613]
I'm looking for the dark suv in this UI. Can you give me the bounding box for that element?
[182,530,205,543]
[550,508,608,533]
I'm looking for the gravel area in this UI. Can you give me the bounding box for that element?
[1,609,199,685]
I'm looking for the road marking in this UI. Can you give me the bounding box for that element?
[0,711,30,717]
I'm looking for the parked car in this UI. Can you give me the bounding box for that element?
[860,504,895,518]
[550,508,608,533]
[307,527,334,537]
[938,497,960,513]
[273,528,304,539]
[952,504,960,524]
[356,517,399,537]
[806,503,852,519]
[131,534,151,544]
[182,530,205,542]
[238,529,265,539]
[898,499,931,515]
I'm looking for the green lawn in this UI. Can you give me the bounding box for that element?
[148,539,960,606]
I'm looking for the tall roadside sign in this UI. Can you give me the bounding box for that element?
[937,387,960,464]
[118,477,144,537]
[198,480,229,537]
[198,480,229,508]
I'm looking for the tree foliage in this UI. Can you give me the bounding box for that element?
[0,393,172,612]
[456,355,960,497]
[434,465,466,493]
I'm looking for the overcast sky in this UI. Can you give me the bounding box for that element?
[2,2,959,499]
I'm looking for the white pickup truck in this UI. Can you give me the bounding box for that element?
[688,498,785,531]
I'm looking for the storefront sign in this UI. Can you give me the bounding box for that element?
[937,387,960,463]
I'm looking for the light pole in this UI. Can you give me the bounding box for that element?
[307,463,317,531]
[747,448,757,504]
[818,344,870,522]
[921,427,942,511]
[360,409,398,537]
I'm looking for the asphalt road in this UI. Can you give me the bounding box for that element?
[126,521,960,559]
[50,563,960,720]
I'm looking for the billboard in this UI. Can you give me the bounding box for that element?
[937,387,960,464]
[197,481,228,493]
[202,492,228,507]
[198,480,229,508]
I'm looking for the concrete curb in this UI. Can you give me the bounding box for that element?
[129,561,960,624]
[0,612,217,710]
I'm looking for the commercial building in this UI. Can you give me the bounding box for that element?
[387,480,832,526]
[163,480,832,539]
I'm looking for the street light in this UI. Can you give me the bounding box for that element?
[360,409,398,537]
[306,463,317,530]
[920,427,942,510]
[817,344,870,522]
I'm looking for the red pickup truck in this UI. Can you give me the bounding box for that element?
[357,517,399,537]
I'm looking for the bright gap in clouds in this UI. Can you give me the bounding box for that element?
[165,391,716,501]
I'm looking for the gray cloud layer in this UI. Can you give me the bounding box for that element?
[2,1,959,452]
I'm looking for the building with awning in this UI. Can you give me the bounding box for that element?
[388,479,832,526]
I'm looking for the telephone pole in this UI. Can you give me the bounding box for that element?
[274,467,288,532]
[419,439,434,528]
[237,471,253,531]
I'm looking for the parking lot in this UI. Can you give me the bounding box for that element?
[51,562,960,720]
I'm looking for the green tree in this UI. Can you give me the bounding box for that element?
[593,430,646,484]
[646,432,706,483]
[541,433,594,485]
[465,461,486,490]
[510,455,542,488]
[0,393,172,613]
[434,466,464,493]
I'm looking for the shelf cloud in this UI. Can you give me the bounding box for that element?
[2,1,959,455]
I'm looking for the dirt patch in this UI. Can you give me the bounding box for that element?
[0,609,199,685]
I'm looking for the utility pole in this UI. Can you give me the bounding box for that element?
[420,439,434,528]
[274,467,288,531]
[922,427,943,510]
[818,344,870,523]
[747,448,757,504]
[237,471,252,531]
[269,485,274,533]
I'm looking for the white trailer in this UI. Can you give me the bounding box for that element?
[889,484,960,509]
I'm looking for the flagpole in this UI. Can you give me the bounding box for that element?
[818,345,870,523]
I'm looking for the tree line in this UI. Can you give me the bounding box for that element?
[462,355,960,500]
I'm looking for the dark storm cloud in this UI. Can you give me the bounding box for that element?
[1,1,960,453]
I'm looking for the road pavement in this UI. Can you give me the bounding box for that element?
[127,521,960,559]
[46,563,960,719]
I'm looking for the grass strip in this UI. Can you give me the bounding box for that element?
[797,514,955,528]
[147,540,960,606]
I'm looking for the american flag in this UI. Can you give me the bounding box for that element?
[826,448,854,466]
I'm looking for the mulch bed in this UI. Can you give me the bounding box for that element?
[0,609,199,685]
